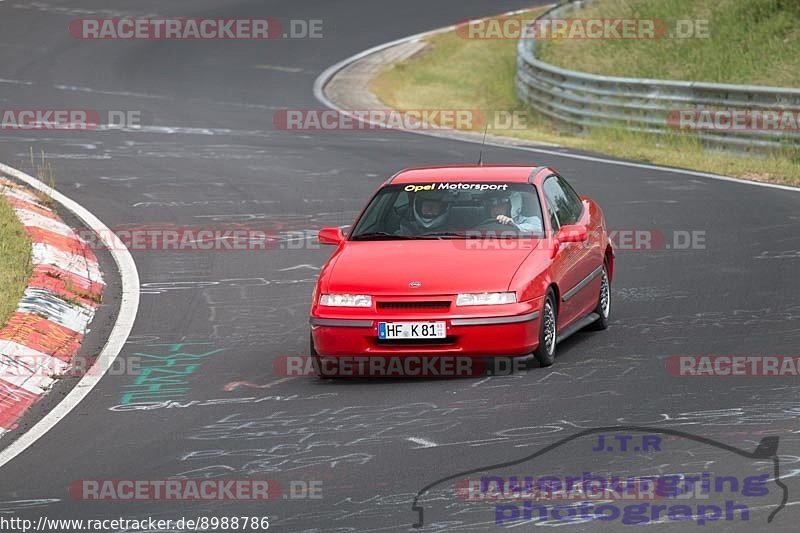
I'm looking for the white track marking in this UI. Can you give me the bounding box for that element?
[471,376,493,387]
[0,163,140,469]
[277,264,320,271]
[407,437,438,448]
[313,11,800,194]
[223,377,296,392]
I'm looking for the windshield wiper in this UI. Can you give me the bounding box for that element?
[418,231,467,239]
[350,232,415,241]
[351,231,471,240]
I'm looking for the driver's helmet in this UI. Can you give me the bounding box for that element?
[413,190,451,230]
[485,191,512,217]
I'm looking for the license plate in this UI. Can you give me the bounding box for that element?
[378,321,446,340]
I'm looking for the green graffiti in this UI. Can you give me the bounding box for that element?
[120,342,224,404]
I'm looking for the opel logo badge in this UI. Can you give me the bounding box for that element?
[409,281,422,288]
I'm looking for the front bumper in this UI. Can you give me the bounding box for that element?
[310,306,541,357]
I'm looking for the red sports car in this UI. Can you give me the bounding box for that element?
[310,165,613,375]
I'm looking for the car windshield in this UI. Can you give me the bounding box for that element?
[350,182,545,240]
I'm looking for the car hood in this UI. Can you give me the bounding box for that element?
[323,239,539,296]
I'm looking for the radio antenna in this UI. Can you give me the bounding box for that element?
[477,123,488,166]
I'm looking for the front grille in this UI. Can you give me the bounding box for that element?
[377,301,451,310]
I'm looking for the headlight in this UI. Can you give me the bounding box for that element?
[456,292,516,306]
[319,294,372,307]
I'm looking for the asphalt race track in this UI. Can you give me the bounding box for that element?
[1,1,799,531]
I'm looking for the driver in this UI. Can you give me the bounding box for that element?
[399,189,452,234]
[485,191,542,233]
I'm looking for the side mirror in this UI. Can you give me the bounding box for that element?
[318,227,345,245]
[557,224,588,243]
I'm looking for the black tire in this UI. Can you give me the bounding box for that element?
[587,262,610,331]
[309,330,319,356]
[533,290,557,367]
[310,331,328,378]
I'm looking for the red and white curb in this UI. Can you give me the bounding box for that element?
[0,163,137,470]
[0,177,104,438]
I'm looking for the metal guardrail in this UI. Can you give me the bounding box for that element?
[515,0,800,153]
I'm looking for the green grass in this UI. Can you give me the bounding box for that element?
[371,6,800,186]
[0,189,32,327]
[537,0,800,86]
[372,14,528,128]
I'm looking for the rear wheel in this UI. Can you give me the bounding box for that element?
[588,263,610,331]
[533,291,557,367]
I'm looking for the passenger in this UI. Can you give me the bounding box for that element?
[485,191,542,233]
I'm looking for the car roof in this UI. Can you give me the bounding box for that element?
[389,165,549,185]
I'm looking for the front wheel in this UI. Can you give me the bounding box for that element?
[310,331,328,378]
[588,263,610,331]
[533,291,557,367]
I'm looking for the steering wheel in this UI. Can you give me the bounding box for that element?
[474,217,515,230]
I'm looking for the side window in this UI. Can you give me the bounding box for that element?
[543,175,583,227]
[557,175,583,223]
[543,191,560,233]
